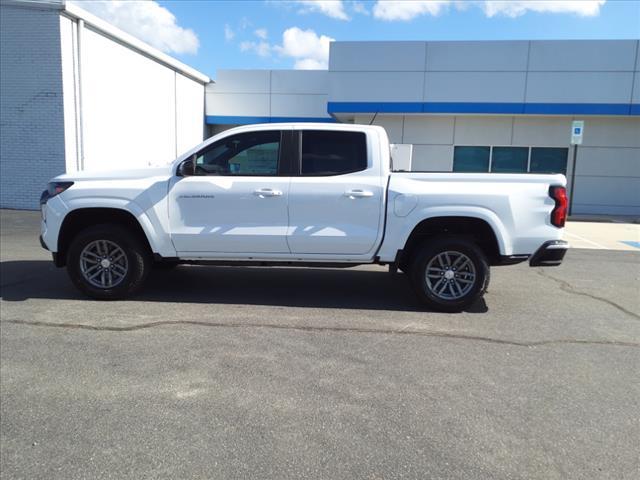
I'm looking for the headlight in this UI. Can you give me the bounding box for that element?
[41,181,74,207]
[47,181,74,197]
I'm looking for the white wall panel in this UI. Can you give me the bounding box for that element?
[454,117,513,145]
[528,40,637,71]
[412,145,454,171]
[209,70,270,93]
[354,115,371,124]
[271,94,329,117]
[60,15,79,173]
[525,72,634,104]
[571,203,640,216]
[424,72,526,103]
[576,147,640,177]
[403,116,454,145]
[271,70,328,94]
[579,118,640,148]
[329,72,424,102]
[329,41,426,71]
[205,92,270,116]
[175,72,204,156]
[512,117,572,147]
[81,27,176,170]
[372,116,404,143]
[426,41,528,71]
[572,176,639,214]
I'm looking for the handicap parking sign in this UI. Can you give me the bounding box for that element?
[571,121,584,145]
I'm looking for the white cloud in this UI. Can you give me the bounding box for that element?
[295,0,350,20]
[275,27,334,69]
[372,0,607,20]
[240,40,272,57]
[373,0,451,20]
[352,1,369,15]
[482,0,606,17]
[72,0,199,54]
[224,24,235,41]
[294,58,328,69]
[237,25,333,70]
[254,28,268,39]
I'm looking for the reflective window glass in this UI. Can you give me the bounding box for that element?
[453,146,490,172]
[491,147,528,173]
[530,148,568,175]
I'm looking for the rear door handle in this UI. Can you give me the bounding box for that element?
[254,188,283,198]
[345,189,374,198]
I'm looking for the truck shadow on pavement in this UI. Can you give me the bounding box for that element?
[0,260,488,313]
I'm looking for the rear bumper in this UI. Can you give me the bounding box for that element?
[529,240,569,267]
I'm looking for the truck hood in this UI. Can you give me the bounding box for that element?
[53,165,174,182]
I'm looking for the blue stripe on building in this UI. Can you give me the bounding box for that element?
[206,115,337,125]
[327,102,640,116]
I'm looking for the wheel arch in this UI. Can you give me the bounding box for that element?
[56,207,155,267]
[399,215,505,268]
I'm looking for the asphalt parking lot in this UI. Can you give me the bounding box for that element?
[1,209,639,480]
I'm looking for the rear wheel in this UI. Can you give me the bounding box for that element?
[66,224,151,300]
[409,236,489,312]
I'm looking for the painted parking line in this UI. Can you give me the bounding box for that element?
[564,231,607,250]
[564,222,640,251]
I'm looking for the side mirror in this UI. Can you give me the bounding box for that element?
[177,156,196,177]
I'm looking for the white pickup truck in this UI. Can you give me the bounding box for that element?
[40,123,569,311]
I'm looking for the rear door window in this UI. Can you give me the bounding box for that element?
[300,131,367,176]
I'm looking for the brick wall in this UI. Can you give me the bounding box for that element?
[1,3,65,210]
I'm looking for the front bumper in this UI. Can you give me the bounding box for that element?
[529,240,569,267]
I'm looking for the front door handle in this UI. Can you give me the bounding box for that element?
[254,188,283,198]
[345,189,374,198]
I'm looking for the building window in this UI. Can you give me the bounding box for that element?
[452,146,569,175]
[453,146,490,172]
[530,148,568,175]
[491,147,529,173]
[301,130,367,176]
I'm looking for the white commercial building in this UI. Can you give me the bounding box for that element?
[206,42,639,217]
[2,1,639,216]
[1,0,208,210]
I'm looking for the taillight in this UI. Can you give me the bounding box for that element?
[549,186,568,228]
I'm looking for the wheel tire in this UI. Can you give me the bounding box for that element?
[409,235,490,312]
[66,224,151,300]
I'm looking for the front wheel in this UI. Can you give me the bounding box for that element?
[66,224,151,300]
[409,236,490,312]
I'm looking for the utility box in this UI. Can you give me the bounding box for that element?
[390,144,413,172]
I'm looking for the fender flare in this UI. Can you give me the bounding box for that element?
[399,206,512,256]
[62,197,170,256]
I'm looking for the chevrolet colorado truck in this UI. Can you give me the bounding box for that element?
[40,123,569,311]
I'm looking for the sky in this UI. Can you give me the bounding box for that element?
[73,0,640,78]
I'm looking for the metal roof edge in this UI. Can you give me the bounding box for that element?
[0,0,63,11]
